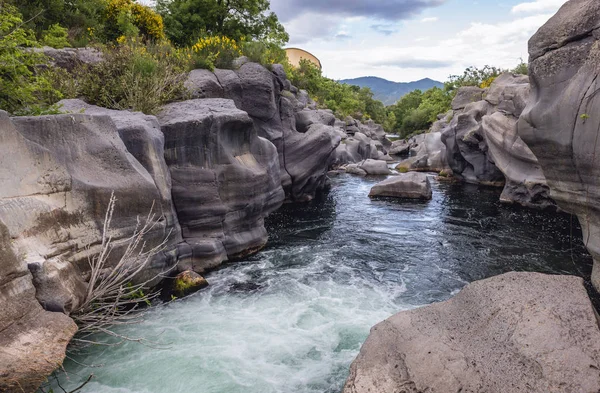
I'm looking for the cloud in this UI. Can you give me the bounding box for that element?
[511,0,566,14]
[420,17,439,23]
[369,57,453,68]
[270,0,446,22]
[371,24,399,35]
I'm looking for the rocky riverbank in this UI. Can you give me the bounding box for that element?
[344,1,600,392]
[0,58,392,392]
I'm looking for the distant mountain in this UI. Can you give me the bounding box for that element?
[339,76,444,106]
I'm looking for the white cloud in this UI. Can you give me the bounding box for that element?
[421,17,439,23]
[511,0,566,14]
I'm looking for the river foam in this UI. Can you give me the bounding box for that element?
[51,175,593,393]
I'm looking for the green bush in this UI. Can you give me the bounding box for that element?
[286,59,387,124]
[41,23,70,48]
[69,38,189,113]
[0,4,64,115]
[241,40,286,67]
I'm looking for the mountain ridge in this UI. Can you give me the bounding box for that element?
[340,76,444,106]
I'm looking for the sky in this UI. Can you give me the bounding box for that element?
[268,0,568,82]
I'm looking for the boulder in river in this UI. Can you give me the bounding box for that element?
[344,272,600,393]
[518,0,600,288]
[358,159,391,176]
[369,173,432,200]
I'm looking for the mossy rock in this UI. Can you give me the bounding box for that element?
[172,271,209,298]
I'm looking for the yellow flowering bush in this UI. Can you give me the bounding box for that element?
[191,35,242,70]
[105,0,165,42]
[479,76,497,89]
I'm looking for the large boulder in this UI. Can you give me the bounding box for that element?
[389,139,410,155]
[157,99,285,272]
[451,86,484,110]
[518,0,600,287]
[35,46,103,71]
[358,159,391,175]
[0,217,77,393]
[344,272,600,393]
[369,173,432,200]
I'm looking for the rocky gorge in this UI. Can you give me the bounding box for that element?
[0,57,396,392]
[2,1,600,391]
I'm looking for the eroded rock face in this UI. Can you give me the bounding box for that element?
[0,218,77,393]
[369,173,432,200]
[518,0,600,288]
[157,99,285,272]
[0,111,179,311]
[185,62,341,201]
[344,272,600,393]
[185,62,393,192]
[35,46,103,71]
[396,132,450,173]
[479,74,556,210]
[441,98,505,186]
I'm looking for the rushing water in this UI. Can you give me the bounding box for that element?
[51,174,593,393]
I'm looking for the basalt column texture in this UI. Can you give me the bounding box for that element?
[518,0,600,288]
[157,99,285,273]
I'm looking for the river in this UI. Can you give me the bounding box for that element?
[49,174,594,393]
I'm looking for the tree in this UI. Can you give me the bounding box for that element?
[8,0,108,45]
[156,0,288,48]
[0,3,62,114]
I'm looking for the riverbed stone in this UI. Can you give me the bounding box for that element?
[358,159,390,175]
[172,270,209,297]
[369,173,432,200]
[344,272,600,393]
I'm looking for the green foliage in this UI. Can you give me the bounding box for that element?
[387,86,453,137]
[189,35,241,70]
[0,4,64,115]
[446,65,503,91]
[241,40,286,66]
[41,23,70,48]
[10,0,108,46]
[63,38,189,114]
[105,0,166,42]
[156,0,289,48]
[511,59,528,76]
[286,59,387,125]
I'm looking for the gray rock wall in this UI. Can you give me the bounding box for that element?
[439,73,555,209]
[157,99,285,272]
[186,62,342,201]
[518,0,600,288]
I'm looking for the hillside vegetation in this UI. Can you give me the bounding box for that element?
[1,0,528,136]
[340,76,443,106]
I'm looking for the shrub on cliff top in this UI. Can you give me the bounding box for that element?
[105,0,165,42]
[71,37,189,113]
[0,4,64,115]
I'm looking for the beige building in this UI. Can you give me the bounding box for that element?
[285,48,322,69]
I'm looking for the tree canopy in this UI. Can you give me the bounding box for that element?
[156,0,288,47]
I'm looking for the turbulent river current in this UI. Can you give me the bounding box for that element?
[52,174,594,393]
